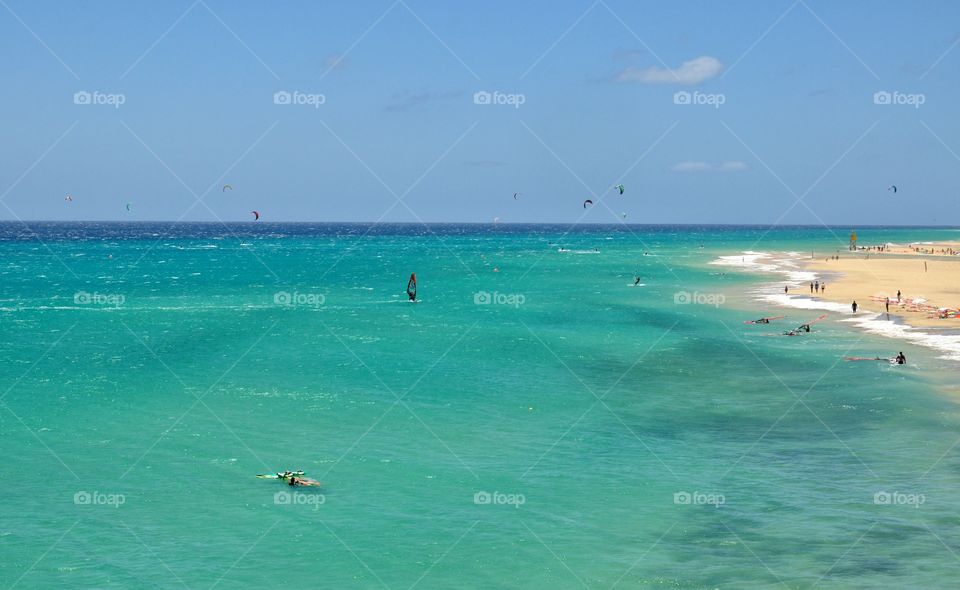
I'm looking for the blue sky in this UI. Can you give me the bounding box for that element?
[1,0,958,224]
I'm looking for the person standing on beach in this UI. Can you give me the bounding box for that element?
[815,280,820,293]
[821,283,826,294]
[784,286,789,294]
[897,289,901,302]
[885,297,890,312]
[810,282,814,293]
[852,300,858,314]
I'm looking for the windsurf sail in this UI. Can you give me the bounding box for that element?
[407,273,417,301]
[743,315,785,324]
[288,477,322,487]
[583,199,593,209]
[256,470,305,479]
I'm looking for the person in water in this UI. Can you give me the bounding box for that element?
[852,300,858,314]
[895,352,906,365]
[634,276,642,286]
[756,317,770,324]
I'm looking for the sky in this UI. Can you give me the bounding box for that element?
[0,0,958,225]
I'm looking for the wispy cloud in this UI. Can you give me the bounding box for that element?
[671,160,747,173]
[617,56,723,85]
[323,53,349,71]
[385,90,462,112]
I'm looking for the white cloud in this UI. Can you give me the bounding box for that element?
[671,160,748,173]
[617,56,723,85]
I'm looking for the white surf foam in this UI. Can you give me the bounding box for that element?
[713,250,960,362]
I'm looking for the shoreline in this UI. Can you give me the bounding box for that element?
[804,245,960,328]
[711,248,960,362]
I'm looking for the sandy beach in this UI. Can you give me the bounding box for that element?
[806,243,960,328]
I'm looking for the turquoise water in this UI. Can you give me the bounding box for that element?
[1,223,959,589]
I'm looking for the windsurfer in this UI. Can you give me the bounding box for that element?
[407,273,417,302]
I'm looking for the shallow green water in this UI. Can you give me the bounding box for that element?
[1,223,958,589]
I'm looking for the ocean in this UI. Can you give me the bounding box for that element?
[1,222,958,588]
